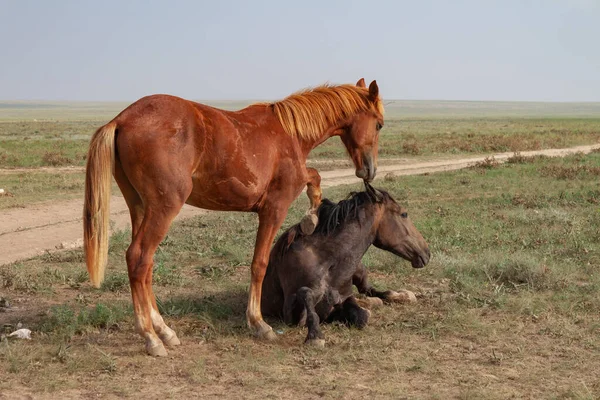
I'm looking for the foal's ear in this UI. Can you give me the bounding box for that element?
[369,80,379,99]
[364,181,384,202]
[364,181,379,201]
[356,78,366,88]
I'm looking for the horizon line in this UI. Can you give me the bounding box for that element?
[2,98,600,105]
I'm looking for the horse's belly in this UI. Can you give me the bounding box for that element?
[186,175,264,211]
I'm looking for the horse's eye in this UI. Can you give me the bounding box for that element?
[401,212,408,218]
[376,122,383,131]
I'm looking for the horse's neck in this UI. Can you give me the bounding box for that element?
[235,104,335,158]
[300,127,339,156]
[341,206,378,255]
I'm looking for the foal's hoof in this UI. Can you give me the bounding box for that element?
[386,290,417,303]
[363,297,384,309]
[300,213,319,235]
[161,332,181,347]
[146,342,168,357]
[305,338,325,348]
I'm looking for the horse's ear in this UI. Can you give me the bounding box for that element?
[364,181,384,202]
[356,78,366,88]
[369,80,379,99]
[364,181,379,201]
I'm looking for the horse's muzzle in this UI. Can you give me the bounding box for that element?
[355,155,377,182]
[411,248,431,269]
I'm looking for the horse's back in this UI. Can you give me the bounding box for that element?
[110,94,304,212]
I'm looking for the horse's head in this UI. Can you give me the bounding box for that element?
[340,78,385,182]
[368,185,430,268]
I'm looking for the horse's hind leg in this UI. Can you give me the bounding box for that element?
[126,202,186,356]
[325,296,370,329]
[115,161,182,349]
[300,168,322,235]
[114,158,144,238]
[283,293,306,327]
[147,281,180,347]
[296,286,325,347]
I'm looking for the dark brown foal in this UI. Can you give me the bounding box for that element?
[261,182,430,346]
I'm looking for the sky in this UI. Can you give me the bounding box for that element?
[1,0,599,102]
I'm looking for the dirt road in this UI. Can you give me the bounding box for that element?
[1,144,598,265]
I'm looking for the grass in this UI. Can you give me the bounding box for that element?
[1,151,600,398]
[0,169,86,209]
[1,101,598,211]
[311,117,600,161]
[1,101,600,169]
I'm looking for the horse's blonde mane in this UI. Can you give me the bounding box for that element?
[268,84,384,140]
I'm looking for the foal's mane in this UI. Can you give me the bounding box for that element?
[271,184,392,260]
[268,84,384,141]
[315,187,391,236]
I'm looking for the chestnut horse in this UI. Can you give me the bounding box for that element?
[84,78,385,356]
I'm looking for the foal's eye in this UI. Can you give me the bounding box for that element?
[376,122,383,131]
[401,212,408,218]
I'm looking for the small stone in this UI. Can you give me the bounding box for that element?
[8,328,32,340]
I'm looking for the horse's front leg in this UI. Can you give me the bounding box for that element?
[247,205,289,340]
[300,167,322,235]
[353,262,417,304]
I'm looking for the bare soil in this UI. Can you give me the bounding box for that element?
[1,144,598,266]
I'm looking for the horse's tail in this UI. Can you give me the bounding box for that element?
[83,121,116,287]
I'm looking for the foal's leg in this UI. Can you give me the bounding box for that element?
[325,296,370,329]
[353,262,417,303]
[300,168,322,235]
[283,293,306,327]
[296,287,325,346]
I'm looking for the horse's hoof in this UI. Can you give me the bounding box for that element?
[255,325,277,341]
[305,338,325,348]
[300,213,318,235]
[161,332,181,347]
[146,342,168,357]
[386,290,417,303]
[364,297,384,309]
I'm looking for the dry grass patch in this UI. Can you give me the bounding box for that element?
[1,151,600,398]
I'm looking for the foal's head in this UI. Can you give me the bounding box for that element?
[368,184,430,268]
[340,78,385,182]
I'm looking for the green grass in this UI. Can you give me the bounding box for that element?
[0,139,89,168]
[1,100,599,168]
[310,117,600,160]
[1,144,600,398]
[0,170,85,209]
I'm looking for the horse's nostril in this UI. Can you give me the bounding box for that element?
[420,250,430,266]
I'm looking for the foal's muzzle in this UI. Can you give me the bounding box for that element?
[411,247,431,269]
